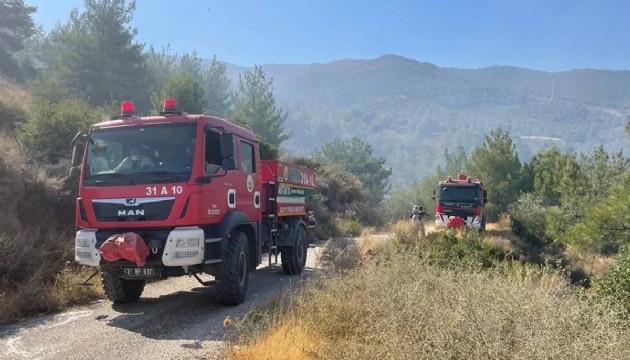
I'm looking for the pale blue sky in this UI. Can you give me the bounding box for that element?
[28,0,630,71]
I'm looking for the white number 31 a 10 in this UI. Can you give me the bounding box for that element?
[145,186,183,196]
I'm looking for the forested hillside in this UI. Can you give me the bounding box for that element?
[224,55,630,185]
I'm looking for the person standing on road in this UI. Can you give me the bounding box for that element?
[409,205,427,238]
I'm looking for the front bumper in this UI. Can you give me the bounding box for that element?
[74,227,206,267]
[435,215,482,229]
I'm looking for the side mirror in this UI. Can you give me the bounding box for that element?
[71,145,83,167]
[219,132,234,158]
[432,189,436,201]
[483,190,488,203]
[68,166,81,178]
[71,132,86,167]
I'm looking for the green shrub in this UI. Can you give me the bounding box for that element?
[509,193,552,247]
[595,250,630,319]
[336,217,362,237]
[420,230,502,269]
[19,98,103,163]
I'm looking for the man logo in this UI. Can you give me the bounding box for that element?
[118,209,145,216]
[125,198,137,206]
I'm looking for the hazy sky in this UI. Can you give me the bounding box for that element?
[28,0,630,71]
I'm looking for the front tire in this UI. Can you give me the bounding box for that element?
[100,268,145,304]
[217,231,250,305]
[281,226,308,275]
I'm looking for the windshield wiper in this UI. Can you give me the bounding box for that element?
[90,172,125,178]
[88,172,124,185]
[139,170,186,183]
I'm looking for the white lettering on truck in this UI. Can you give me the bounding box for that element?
[118,209,145,216]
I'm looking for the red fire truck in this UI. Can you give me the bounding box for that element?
[433,173,487,232]
[71,98,316,305]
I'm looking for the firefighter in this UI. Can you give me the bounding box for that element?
[90,140,109,174]
[114,146,154,171]
[409,205,427,238]
[409,205,426,222]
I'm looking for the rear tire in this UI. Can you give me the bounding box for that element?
[217,231,249,305]
[100,268,145,304]
[281,226,308,275]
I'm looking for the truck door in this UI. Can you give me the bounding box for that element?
[235,140,261,221]
[199,130,234,223]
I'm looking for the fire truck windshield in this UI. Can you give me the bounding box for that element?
[438,185,481,205]
[83,123,197,186]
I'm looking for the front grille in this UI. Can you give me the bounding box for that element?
[92,199,174,222]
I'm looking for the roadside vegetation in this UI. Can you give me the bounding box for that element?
[226,221,630,359]
[0,129,104,324]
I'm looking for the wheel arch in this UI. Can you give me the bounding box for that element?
[278,218,308,247]
[217,211,259,269]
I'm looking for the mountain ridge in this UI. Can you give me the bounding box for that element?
[219,55,630,186]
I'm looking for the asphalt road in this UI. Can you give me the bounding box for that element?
[0,244,325,360]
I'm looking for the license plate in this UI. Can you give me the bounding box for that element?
[123,267,158,278]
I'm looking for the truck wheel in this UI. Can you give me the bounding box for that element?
[217,231,249,305]
[479,215,487,234]
[100,268,145,304]
[281,226,308,275]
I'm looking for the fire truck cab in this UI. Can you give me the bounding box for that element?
[433,173,487,232]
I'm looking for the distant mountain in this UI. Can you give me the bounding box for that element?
[222,55,630,186]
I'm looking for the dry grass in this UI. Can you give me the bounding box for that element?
[483,217,522,258]
[53,267,104,306]
[0,267,103,324]
[316,237,363,272]
[228,321,314,360]
[228,218,630,360]
[360,226,377,237]
[0,76,30,132]
[229,247,630,360]
[0,133,103,324]
[0,76,31,112]
[564,246,615,278]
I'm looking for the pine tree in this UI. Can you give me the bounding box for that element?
[36,0,147,108]
[442,146,469,176]
[151,72,206,114]
[0,0,36,79]
[231,65,289,158]
[204,55,231,114]
[525,147,580,206]
[467,128,523,221]
[179,51,204,80]
[145,45,178,101]
[317,137,392,207]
